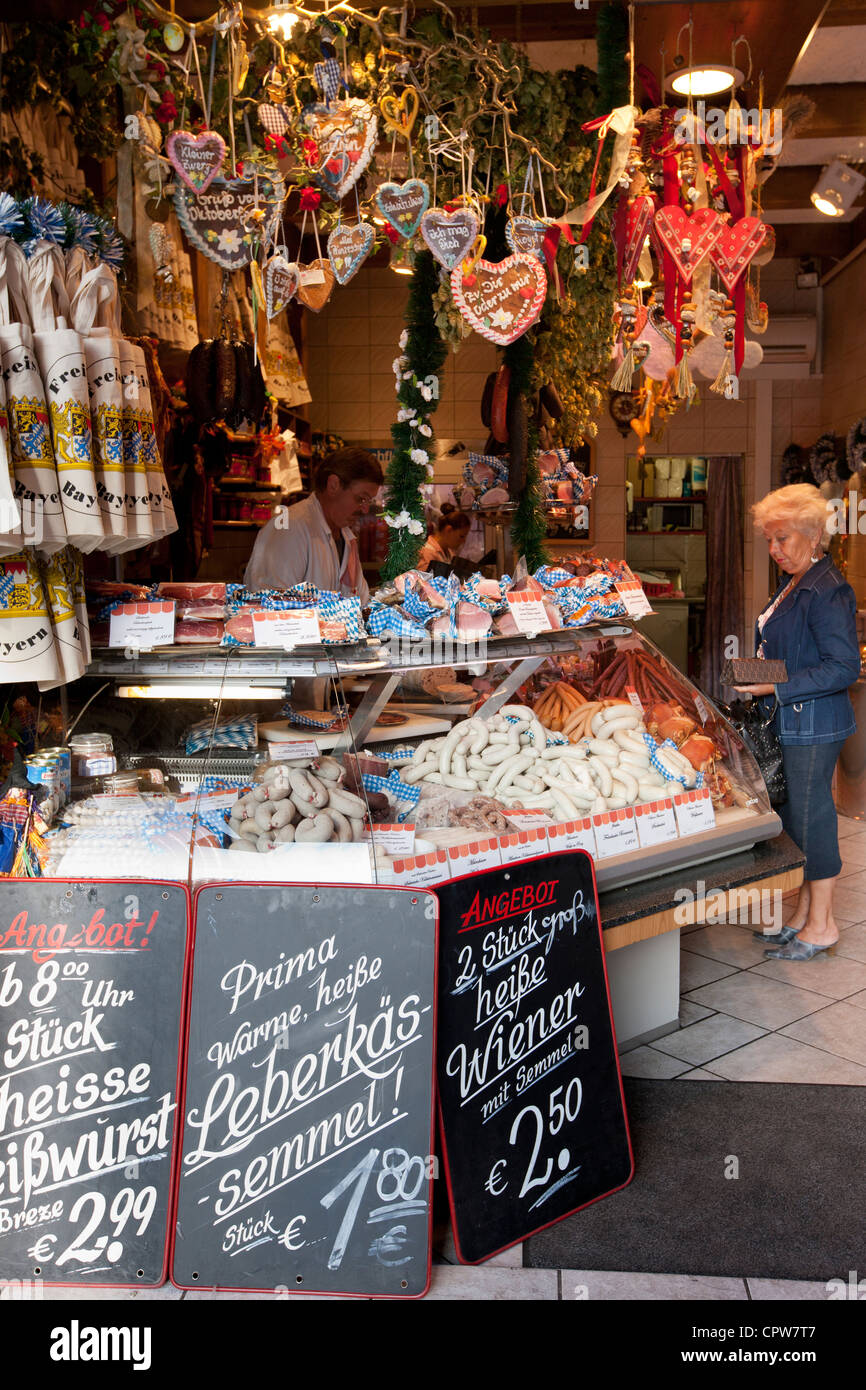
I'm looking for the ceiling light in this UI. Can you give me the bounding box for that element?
[264,3,299,40]
[668,66,743,97]
[810,160,866,218]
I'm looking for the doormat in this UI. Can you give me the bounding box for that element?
[523,1078,866,1282]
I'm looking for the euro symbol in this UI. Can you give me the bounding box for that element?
[484,1160,507,1196]
[27,1234,56,1262]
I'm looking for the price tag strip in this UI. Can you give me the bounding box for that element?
[633,797,678,848]
[0,880,190,1286]
[615,580,654,618]
[268,739,320,763]
[434,853,633,1263]
[109,600,176,650]
[252,608,321,650]
[674,787,716,836]
[172,884,438,1297]
[506,587,554,637]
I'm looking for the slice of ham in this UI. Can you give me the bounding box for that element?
[157,581,227,602]
[176,619,225,644]
[224,608,257,644]
[431,603,492,642]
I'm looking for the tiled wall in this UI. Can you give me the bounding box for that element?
[305,266,498,449]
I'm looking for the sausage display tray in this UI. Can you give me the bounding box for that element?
[78,623,782,893]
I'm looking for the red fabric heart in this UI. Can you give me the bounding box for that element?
[653,206,722,284]
[710,216,769,291]
[623,195,654,286]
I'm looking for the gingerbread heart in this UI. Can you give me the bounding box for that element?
[505,215,550,262]
[622,194,654,286]
[710,216,769,291]
[302,99,377,201]
[166,129,226,195]
[174,167,285,271]
[450,254,547,346]
[327,222,374,285]
[375,179,430,240]
[296,259,336,312]
[379,87,419,139]
[263,254,300,318]
[653,206,722,284]
[419,208,478,270]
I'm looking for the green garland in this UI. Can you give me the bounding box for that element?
[505,333,548,571]
[380,250,447,582]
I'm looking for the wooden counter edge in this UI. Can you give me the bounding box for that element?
[601,866,805,952]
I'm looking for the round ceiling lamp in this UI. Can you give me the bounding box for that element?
[666,66,744,97]
[810,160,866,218]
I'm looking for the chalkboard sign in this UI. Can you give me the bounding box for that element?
[435,852,633,1263]
[172,884,438,1297]
[0,880,189,1286]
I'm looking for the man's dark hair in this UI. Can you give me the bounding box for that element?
[313,447,384,494]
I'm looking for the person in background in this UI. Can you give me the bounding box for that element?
[244,447,383,605]
[417,506,472,573]
[736,484,860,961]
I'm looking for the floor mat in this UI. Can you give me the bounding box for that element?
[524,1077,865,1282]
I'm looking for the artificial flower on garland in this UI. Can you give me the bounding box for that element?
[381,249,447,582]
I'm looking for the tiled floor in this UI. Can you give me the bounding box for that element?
[32,819,866,1302]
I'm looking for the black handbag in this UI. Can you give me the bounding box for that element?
[721,697,787,808]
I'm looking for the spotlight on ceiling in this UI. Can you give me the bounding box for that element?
[667,65,743,97]
[264,3,299,40]
[810,160,866,218]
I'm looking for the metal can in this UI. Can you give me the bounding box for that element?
[25,756,59,791]
[40,746,71,803]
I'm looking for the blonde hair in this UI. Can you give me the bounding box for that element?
[751,484,830,547]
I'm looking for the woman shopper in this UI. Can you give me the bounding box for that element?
[416,507,472,572]
[735,484,861,960]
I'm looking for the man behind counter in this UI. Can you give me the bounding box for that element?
[244,447,383,605]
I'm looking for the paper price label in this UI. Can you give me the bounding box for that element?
[634,797,678,848]
[109,600,176,650]
[694,693,710,725]
[674,787,716,836]
[498,826,550,865]
[446,838,502,877]
[389,849,450,887]
[252,608,321,649]
[504,809,555,831]
[615,580,654,617]
[506,589,553,635]
[175,789,238,814]
[268,739,320,762]
[546,817,597,857]
[364,823,416,856]
[625,685,643,712]
[591,807,640,858]
[299,266,326,285]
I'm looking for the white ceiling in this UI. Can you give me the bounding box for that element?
[788,24,866,83]
[778,135,866,166]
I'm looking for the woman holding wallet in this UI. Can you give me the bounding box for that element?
[735,484,860,960]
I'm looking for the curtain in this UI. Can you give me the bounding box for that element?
[699,456,743,701]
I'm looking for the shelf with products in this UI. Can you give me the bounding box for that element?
[58,624,779,896]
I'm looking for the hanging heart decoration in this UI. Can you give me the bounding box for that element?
[461,233,487,278]
[709,216,769,292]
[166,129,226,195]
[327,222,375,285]
[375,179,430,240]
[419,208,478,270]
[174,168,285,271]
[379,87,419,139]
[297,259,336,313]
[258,102,293,138]
[263,254,300,318]
[302,99,378,201]
[653,206,722,284]
[505,215,551,262]
[622,194,655,286]
[450,253,547,346]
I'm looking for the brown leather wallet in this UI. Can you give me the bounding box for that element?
[720,657,787,686]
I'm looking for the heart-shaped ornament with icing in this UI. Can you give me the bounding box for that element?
[622,194,655,286]
[166,129,226,194]
[375,179,430,240]
[297,259,336,313]
[174,168,284,271]
[327,222,374,285]
[264,255,300,318]
[302,99,378,201]
[450,254,547,346]
[419,208,478,270]
[710,217,769,291]
[379,87,419,139]
[505,215,551,262]
[653,206,722,284]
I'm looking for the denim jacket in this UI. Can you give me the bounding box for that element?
[755,556,860,745]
